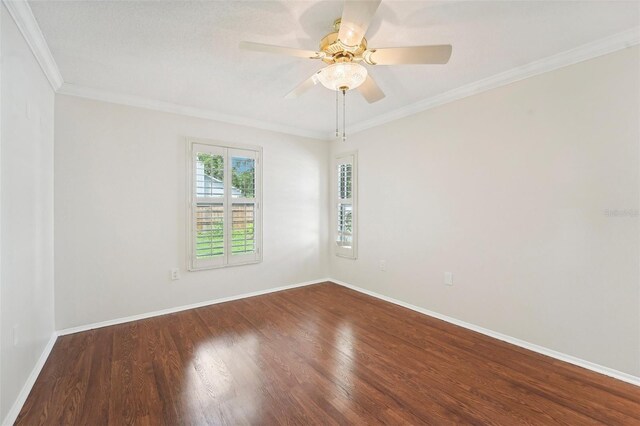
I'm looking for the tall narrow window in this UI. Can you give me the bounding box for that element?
[189,140,261,270]
[335,152,357,258]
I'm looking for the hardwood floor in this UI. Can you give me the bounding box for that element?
[16,282,640,425]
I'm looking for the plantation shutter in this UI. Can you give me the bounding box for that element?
[227,148,259,265]
[193,144,226,269]
[335,153,357,259]
[190,141,261,270]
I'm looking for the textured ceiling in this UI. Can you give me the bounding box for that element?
[30,1,640,136]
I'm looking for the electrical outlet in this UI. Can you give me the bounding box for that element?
[379,260,386,272]
[171,268,180,280]
[444,272,453,286]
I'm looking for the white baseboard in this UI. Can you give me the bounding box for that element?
[330,279,640,387]
[57,278,330,336]
[2,333,58,426]
[6,277,636,426]
[4,278,330,425]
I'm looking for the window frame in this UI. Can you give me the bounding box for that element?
[187,138,262,271]
[334,151,358,259]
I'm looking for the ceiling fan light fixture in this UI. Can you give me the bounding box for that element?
[317,62,368,91]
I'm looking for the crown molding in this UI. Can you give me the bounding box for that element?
[58,83,328,141]
[3,0,63,91]
[5,0,637,141]
[3,0,325,140]
[345,26,640,137]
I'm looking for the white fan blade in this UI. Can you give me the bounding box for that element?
[285,72,322,99]
[338,0,381,48]
[365,45,452,65]
[357,75,385,103]
[239,41,323,59]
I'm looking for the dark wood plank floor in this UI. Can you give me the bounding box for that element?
[16,282,640,425]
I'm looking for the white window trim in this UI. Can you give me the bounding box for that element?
[334,151,358,259]
[186,138,263,271]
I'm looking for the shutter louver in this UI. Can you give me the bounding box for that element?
[231,203,255,254]
[337,203,352,247]
[196,203,224,258]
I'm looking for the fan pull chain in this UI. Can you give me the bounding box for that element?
[335,90,339,138]
[342,89,347,142]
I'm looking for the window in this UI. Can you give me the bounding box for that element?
[335,152,357,258]
[188,139,262,270]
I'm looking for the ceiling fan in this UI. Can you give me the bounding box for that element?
[239,0,452,103]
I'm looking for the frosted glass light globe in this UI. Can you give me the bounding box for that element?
[317,62,368,91]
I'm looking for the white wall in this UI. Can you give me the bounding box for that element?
[0,4,56,422]
[331,46,640,377]
[54,95,329,330]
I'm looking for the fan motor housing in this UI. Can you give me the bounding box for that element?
[319,20,367,64]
